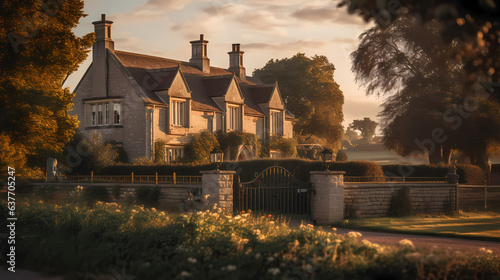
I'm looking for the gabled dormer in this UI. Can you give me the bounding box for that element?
[153,67,192,99]
[202,75,245,132]
[249,82,285,136]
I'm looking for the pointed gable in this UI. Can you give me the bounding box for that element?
[268,85,285,109]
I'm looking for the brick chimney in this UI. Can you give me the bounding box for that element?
[228,44,246,80]
[91,14,114,98]
[189,34,210,74]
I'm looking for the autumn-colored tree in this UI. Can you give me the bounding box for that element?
[0,0,93,174]
[349,118,378,142]
[253,53,344,147]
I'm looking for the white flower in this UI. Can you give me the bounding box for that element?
[180,271,192,277]
[399,239,414,248]
[347,231,362,238]
[267,256,275,262]
[255,253,261,259]
[187,257,197,263]
[267,268,280,275]
[224,265,237,271]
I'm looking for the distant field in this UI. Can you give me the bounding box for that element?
[345,150,427,165]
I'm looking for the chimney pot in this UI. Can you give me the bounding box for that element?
[189,34,210,73]
[228,43,245,80]
[101,14,106,21]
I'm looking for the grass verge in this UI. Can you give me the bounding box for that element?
[340,212,500,242]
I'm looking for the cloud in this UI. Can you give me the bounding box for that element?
[202,3,247,16]
[139,0,191,11]
[235,10,284,30]
[114,0,192,21]
[292,5,366,25]
[243,37,357,51]
[244,39,327,50]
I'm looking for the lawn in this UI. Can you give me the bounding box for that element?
[343,212,500,241]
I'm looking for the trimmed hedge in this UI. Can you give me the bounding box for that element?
[98,159,384,182]
[382,164,485,185]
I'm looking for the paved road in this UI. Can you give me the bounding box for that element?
[290,219,500,254]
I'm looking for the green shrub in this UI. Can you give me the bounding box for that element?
[82,185,109,204]
[217,131,261,160]
[382,164,486,184]
[456,164,485,185]
[154,139,168,163]
[388,186,413,217]
[66,132,119,174]
[136,187,161,208]
[336,150,348,161]
[264,136,297,158]
[184,130,219,163]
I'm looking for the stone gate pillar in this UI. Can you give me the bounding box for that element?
[200,170,236,215]
[310,171,345,225]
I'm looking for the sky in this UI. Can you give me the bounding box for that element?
[64,0,384,129]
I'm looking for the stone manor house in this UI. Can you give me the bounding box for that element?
[71,15,294,163]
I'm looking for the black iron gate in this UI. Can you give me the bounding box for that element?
[238,166,312,218]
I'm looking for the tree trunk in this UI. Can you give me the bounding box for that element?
[442,146,452,165]
[428,145,444,165]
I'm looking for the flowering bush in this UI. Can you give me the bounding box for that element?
[2,200,499,279]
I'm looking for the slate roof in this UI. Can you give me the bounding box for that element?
[111,49,291,118]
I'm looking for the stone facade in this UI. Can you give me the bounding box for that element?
[71,14,295,163]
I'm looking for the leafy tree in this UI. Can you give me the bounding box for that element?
[0,0,93,174]
[253,53,344,147]
[340,0,500,100]
[352,16,460,164]
[352,15,500,168]
[344,128,361,141]
[349,118,378,142]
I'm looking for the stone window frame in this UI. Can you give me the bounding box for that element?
[171,98,188,127]
[165,146,184,163]
[85,99,122,127]
[227,104,241,131]
[270,109,283,136]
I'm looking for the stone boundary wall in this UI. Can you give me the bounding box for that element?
[344,183,457,218]
[458,185,500,211]
[104,184,198,211]
[20,183,200,211]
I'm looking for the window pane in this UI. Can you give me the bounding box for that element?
[91,104,96,126]
[98,104,103,125]
[114,103,121,124]
[105,103,110,125]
